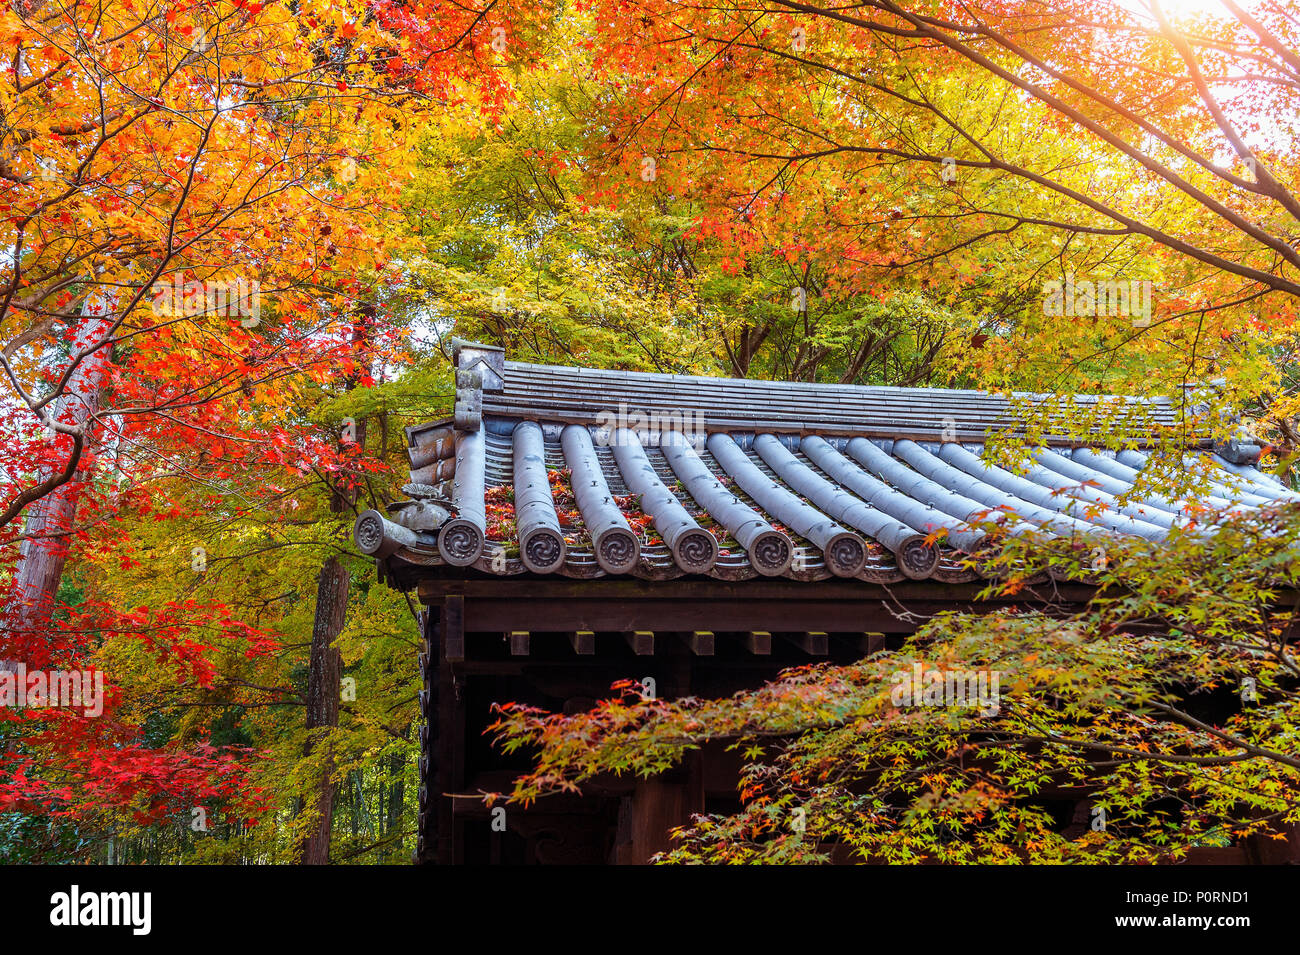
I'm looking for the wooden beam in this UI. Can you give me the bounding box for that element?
[625,631,655,656]
[443,594,464,662]
[787,631,828,655]
[418,576,1099,603]
[744,631,772,655]
[508,631,530,656]
[569,630,595,655]
[857,632,886,656]
[684,630,714,656]
[429,595,973,633]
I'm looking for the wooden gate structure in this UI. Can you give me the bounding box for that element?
[355,341,1298,864]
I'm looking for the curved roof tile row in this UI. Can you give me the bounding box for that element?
[371,351,1295,583]
[389,420,1295,583]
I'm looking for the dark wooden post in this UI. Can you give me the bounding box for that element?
[619,754,704,864]
[415,607,439,864]
[436,595,466,864]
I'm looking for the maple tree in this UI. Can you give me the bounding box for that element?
[401,40,962,383]
[0,0,546,860]
[560,0,1300,450]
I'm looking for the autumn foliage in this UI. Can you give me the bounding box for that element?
[2,0,1300,863]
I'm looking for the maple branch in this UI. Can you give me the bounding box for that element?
[0,430,84,529]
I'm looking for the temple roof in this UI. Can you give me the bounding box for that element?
[355,343,1298,586]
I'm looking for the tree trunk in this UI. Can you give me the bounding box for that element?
[385,748,405,858]
[6,301,113,655]
[295,310,371,864]
[297,555,348,864]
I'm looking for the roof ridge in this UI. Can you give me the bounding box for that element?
[502,360,1176,405]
